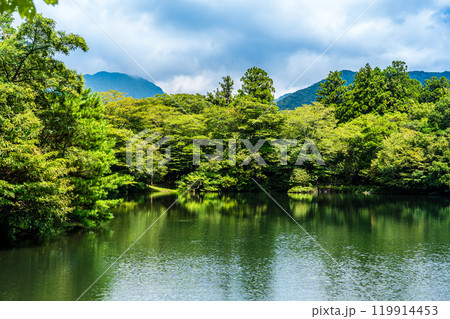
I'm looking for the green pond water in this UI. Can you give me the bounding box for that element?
[0,193,449,301]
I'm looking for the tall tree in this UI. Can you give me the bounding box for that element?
[206,75,234,107]
[382,60,422,111]
[219,75,234,106]
[336,63,385,122]
[336,61,421,122]
[238,67,275,103]
[0,15,127,239]
[0,81,71,240]
[316,70,347,106]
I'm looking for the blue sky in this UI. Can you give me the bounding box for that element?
[36,0,450,97]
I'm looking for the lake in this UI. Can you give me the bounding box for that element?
[0,192,449,301]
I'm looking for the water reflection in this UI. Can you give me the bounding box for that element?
[0,193,448,300]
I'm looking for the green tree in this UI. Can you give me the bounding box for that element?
[419,76,450,103]
[101,91,207,187]
[382,61,422,111]
[207,75,234,107]
[334,113,406,183]
[0,82,71,240]
[336,63,386,122]
[219,75,234,106]
[0,0,57,20]
[0,14,88,105]
[0,15,128,239]
[281,102,337,142]
[177,95,285,192]
[238,67,275,103]
[336,61,421,122]
[372,129,450,191]
[428,96,450,131]
[316,70,347,106]
[41,90,127,227]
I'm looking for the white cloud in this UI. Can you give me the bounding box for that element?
[159,71,215,93]
[34,0,450,96]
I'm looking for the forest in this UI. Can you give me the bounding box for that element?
[1,15,449,240]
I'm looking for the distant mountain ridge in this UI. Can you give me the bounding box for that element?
[276,70,450,110]
[84,71,164,98]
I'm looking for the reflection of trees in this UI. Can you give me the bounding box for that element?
[84,192,282,300]
[0,193,448,300]
[0,193,173,301]
[287,194,450,300]
[287,193,450,236]
[0,228,125,300]
[160,192,279,300]
[177,193,269,217]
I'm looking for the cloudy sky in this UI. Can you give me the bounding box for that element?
[35,0,450,97]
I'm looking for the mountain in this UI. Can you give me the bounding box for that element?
[276,70,356,110]
[276,70,450,110]
[84,71,164,98]
[409,71,450,84]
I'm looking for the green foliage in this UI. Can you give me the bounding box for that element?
[0,15,128,240]
[336,64,385,122]
[100,65,448,195]
[331,113,407,183]
[419,76,450,103]
[0,0,58,20]
[0,82,71,239]
[0,14,88,105]
[428,96,450,131]
[102,88,286,192]
[2,18,450,244]
[316,70,347,106]
[383,61,422,105]
[288,168,317,193]
[282,102,337,141]
[45,90,128,227]
[219,75,234,106]
[100,91,207,187]
[238,67,275,103]
[289,168,314,187]
[207,75,234,107]
[336,61,422,122]
[372,130,450,191]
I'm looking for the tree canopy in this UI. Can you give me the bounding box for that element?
[207,75,234,107]
[0,0,58,20]
[1,15,449,242]
[0,15,128,240]
[323,62,435,122]
[316,70,347,106]
[238,67,275,103]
